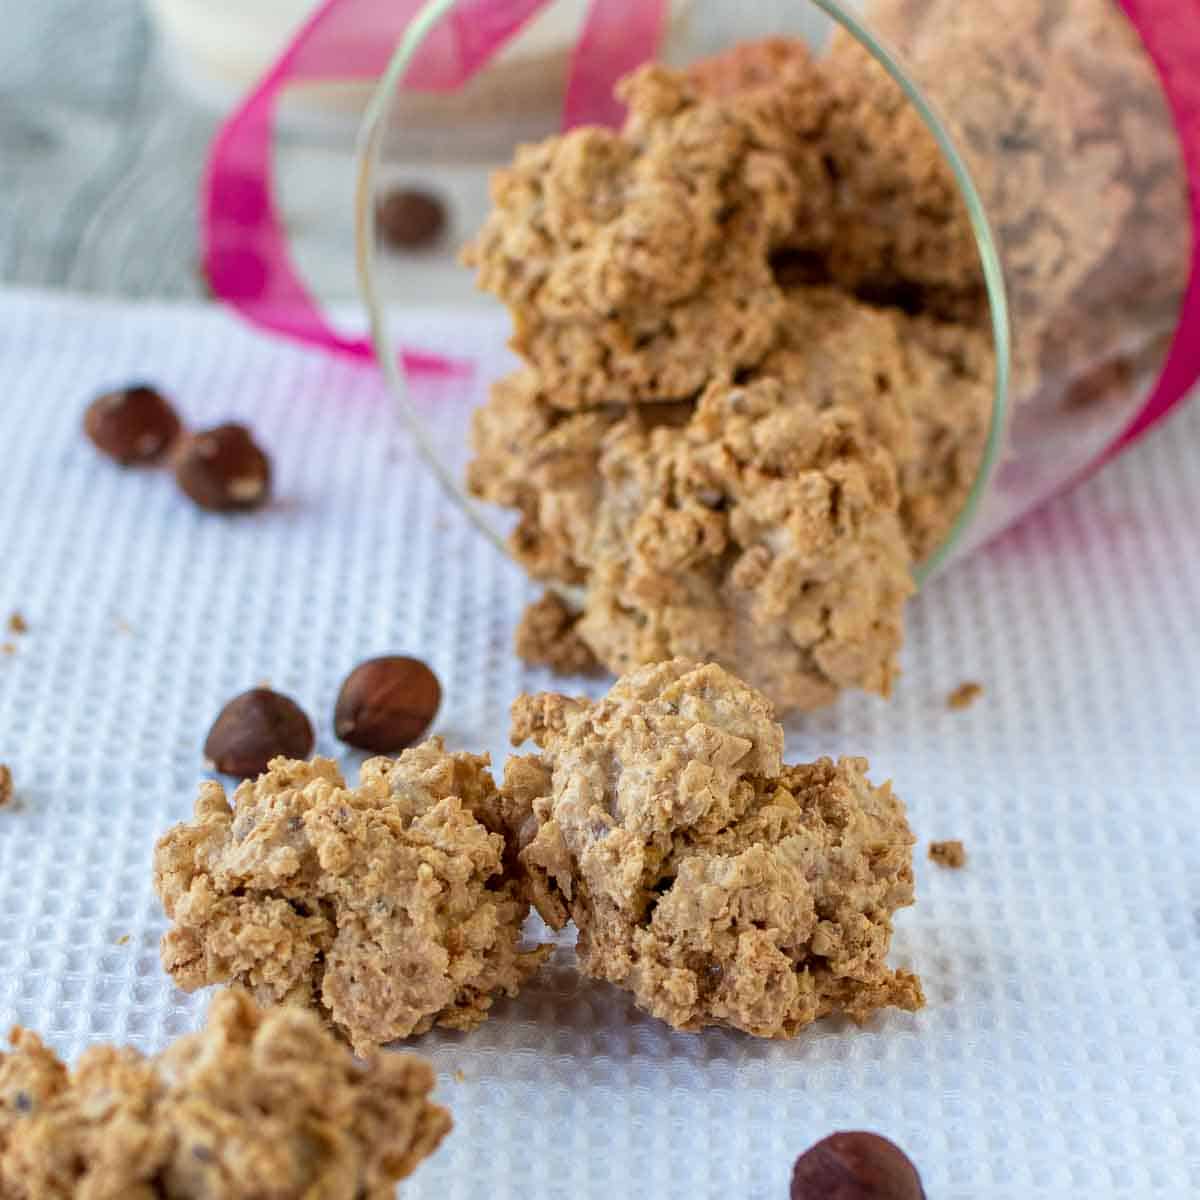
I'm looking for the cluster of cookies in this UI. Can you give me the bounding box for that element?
[464,37,994,711]
[154,660,922,1051]
[0,661,921,1193]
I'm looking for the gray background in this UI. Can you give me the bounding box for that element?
[2,0,213,298]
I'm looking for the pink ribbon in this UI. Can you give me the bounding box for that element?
[563,0,671,129]
[1105,0,1200,458]
[204,0,1195,462]
[201,0,667,370]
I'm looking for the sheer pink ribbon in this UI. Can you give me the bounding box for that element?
[1104,0,1200,458]
[200,0,667,374]
[203,0,1198,455]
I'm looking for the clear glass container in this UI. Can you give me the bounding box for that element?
[356,0,1192,574]
[352,0,1194,702]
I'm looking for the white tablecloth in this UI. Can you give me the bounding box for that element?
[0,289,1197,1197]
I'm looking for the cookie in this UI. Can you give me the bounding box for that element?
[155,741,550,1054]
[505,660,924,1036]
[0,990,449,1197]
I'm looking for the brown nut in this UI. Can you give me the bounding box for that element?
[84,384,181,465]
[204,688,314,778]
[175,424,271,511]
[791,1132,925,1200]
[334,656,441,752]
[376,187,447,250]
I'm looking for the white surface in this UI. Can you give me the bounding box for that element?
[0,289,1197,1198]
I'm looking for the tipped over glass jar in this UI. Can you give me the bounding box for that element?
[353,0,1197,711]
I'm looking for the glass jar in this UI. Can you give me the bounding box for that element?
[356,0,1195,579]
[342,0,1195,706]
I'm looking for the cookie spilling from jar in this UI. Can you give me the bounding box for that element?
[505,659,924,1037]
[0,989,450,1198]
[154,739,552,1055]
[463,36,994,711]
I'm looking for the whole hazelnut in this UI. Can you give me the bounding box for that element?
[204,688,314,778]
[791,1132,925,1200]
[376,187,447,250]
[84,384,181,465]
[334,656,441,752]
[175,424,271,511]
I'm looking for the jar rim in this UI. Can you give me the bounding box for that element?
[353,0,1013,583]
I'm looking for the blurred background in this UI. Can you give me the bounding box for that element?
[2,2,224,300]
[0,1,811,309]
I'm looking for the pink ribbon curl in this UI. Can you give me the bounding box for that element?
[1106,0,1200,458]
[201,0,668,373]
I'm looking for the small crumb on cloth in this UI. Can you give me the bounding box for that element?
[946,682,983,711]
[929,840,966,869]
[6,612,28,635]
[0,765,12,807]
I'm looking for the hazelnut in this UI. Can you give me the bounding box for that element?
[175,424,271,511]
[791,1132,925,1200]
[84,384,181,465]
[334,656,441,752]
[376,187,447,250]
[204,688,314,778]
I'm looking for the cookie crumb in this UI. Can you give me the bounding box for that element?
[1,643,14,657]
[453,1069,466,1083]
[929,840,966,869]
[0,765,12,807]
[515,591,602,676]
[946,681,983,711]
[115,934,130,946]
[6,612,28,635]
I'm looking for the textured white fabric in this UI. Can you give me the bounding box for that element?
[0,289,1197,1198]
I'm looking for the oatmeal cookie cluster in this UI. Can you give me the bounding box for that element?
[464,39,994,709]
[154,740,552,1056]
[503,659,924,1036]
